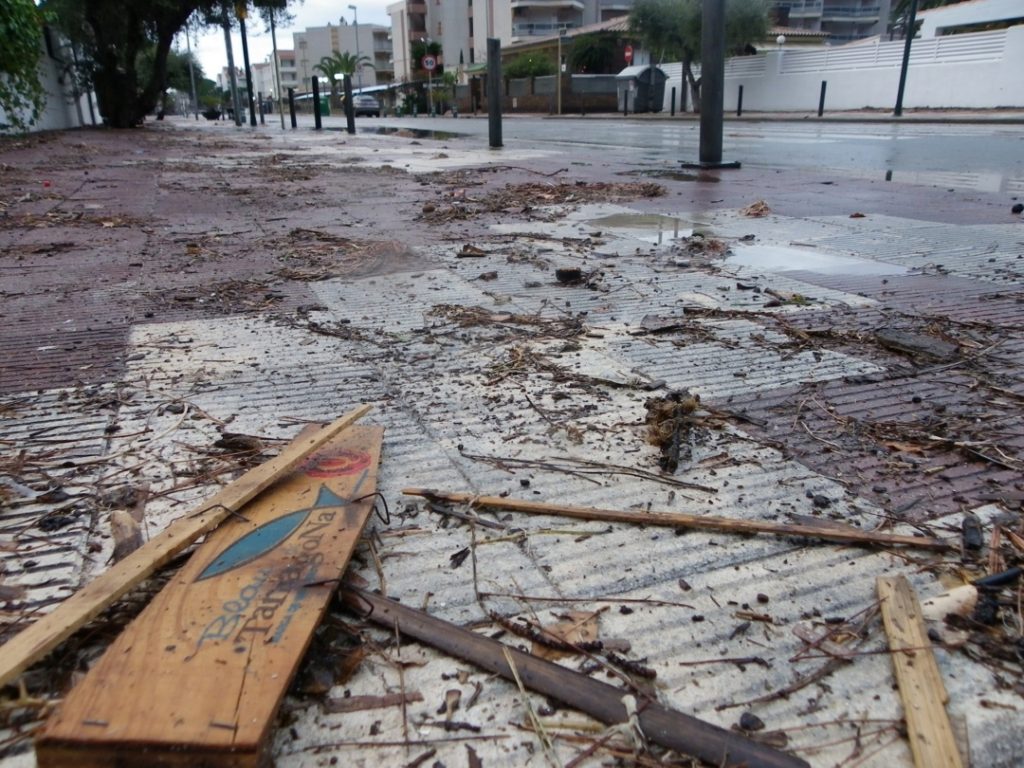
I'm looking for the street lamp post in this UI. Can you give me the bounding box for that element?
[556,30,566,116]
[348,4,362,91]
[421,37,434,117]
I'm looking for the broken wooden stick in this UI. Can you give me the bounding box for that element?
[877,575,963,768]
[402,488,950,551]
[0,404,372,689]
[342,585,809,768]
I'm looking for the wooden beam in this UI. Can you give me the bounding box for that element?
[342,585,810,768]
[0,405,372,689]
[37,425,384,768]
[402,488,950,551]
[877,575,963,768]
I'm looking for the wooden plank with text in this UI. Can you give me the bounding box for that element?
[36,425,384,768]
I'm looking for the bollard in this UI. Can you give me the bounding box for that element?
[624,90,629,117]
[487,38,503,148]
[343,75,355,135]
[818,80,827,117]
[258,92,265,125]
[737,84,744,117]
[288,88,297,129]
[671,86,676,117]
[312,77,322,130]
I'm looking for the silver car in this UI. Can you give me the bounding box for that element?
[352,95,381,117]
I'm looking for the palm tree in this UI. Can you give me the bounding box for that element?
[313,50,373,105]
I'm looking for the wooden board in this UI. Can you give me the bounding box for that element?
[36,425,384,768]
[0,405,371,689]
[877,575,964,768]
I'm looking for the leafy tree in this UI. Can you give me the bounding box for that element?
[504,53,556,79]
[567,34,617,74]
[0,0,46,131]
[42,0,294,129]
[313,50,372,105]
[630,0,768,109]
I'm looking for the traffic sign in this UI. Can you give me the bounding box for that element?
[422,55,437,72]
[624,45,633,64]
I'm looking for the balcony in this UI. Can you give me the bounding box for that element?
[786,1,823,18]
[511,0,584,10]
[407,2,426,14]
[821,4,881,21]
[511,21,578,38]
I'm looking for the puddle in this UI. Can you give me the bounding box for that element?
[343,127,465,140]
[586,213,694,245]
[726,245,907,276]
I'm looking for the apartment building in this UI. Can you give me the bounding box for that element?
[387,0,634,83]
[293,19,394,92]
[774,0,893,42]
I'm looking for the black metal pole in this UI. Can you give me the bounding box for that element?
[258,91,265,124]
[686,0,739,168]
[487,38,502,149]
[288,87,297,128]
[736,84,744,117]
[699,0,726,165]
[343,75,355,135]
[818,80,827,117]
[671,86,676,117]
[894,0,919,117]
[312,76,322,130]
[238,16,257,126]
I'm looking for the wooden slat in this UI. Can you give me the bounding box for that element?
[0,405,371,689]
[403,488,951,551]
[342,585,810,768]
[877,575,964,768]
[36,425,383,768]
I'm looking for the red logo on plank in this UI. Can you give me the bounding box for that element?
[303,449,371,478]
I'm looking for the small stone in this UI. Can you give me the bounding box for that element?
[812,494,831,509]
[1012,203,1023,214]
[756,593,769,604]
[739,712,765,731]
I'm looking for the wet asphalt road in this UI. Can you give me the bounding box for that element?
[325,114,1024,195]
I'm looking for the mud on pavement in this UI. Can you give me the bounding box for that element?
[1,119,1022,767]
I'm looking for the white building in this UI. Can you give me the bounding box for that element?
[775,0,894,42]
[917,0,1024,37]
[386,0,634,84]
[293,18,393,92]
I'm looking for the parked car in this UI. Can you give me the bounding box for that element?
[351,95,380,117]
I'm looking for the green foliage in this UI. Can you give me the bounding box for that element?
[0,0,46,131]
[313,50,371,101]
[40,1,298,128]
[567,34,617,74]
[629,0,769,108]
[630,0,769,61]
[504,53,556,79]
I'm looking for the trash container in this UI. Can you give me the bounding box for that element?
[319,96,331,116]
[616,65,668,113]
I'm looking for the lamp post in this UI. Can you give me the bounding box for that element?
[348,4,363,91]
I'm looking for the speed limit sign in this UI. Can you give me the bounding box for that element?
[422,55,437,72]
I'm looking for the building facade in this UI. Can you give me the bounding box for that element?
[293,19,393,92]
[773,0,893,42]
[387,0,634,84]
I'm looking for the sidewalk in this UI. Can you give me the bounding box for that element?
[539,107,1024,124]
[1,119,1021,768]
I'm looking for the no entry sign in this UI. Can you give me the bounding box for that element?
[624,45,633,64]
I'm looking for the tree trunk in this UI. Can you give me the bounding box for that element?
[683,59,701,113]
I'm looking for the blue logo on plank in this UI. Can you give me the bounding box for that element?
[196,486,347,581]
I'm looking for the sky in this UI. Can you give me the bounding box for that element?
[185,0,396,82]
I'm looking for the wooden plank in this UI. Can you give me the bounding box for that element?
[36,425,384,768]
[877,575,964,768]
[403,488,951,551]
[0,405,371,689]
[341,585,810,768]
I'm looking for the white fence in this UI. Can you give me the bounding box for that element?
[660,26,1024,112]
